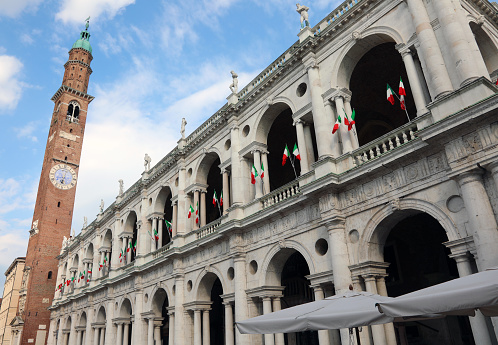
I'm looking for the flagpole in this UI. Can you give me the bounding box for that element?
[392,90,411,123]
[289,153,298,179]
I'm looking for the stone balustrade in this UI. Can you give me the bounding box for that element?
[196,218,222,240]
[352,121,418,167]
[312,0,363,35]
[152,243,172,259]
[262,179,301,209]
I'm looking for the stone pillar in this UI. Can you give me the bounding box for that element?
[193,310,202,345]
[303,123,316,166]
[85,309,93,345]
[122,238,128,264]
[222,170,230,213]
[325,217,353,345]
[158,217,164,248]
[272,297,285,345]
[123,323,129,345]
[154,322,161,345]
[304,54,334,158]
[344,97,359,150]
[294,120,310,174]
[99,327,105,345]
[63,333,69,345]
[313,287,331,345]
[334,96,353,153]
[364,277,388,345]
[75,331,81,345]
[193,191,200,230]
[262,297,275,345]
[403,0,453,98]
[252,150,263,199]
[174,274,185,345]
[230,126,243,206]
[116,324,123,345]
[172,202,178,237]
[375,277,397,345]
[176,163,187,236]
[233,254,250,345]
[202,310,210,345]
[457,171,498,269]
[168,313,175,345]
[399,48,429,115]
[224,303,234,345]
[200,191,207,227]
[323,100,341,158]
[490,162,498,195]
[93,328,99,345]
[431,0,480,86]
[261,152,270,195]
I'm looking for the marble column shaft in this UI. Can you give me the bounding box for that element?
[313,287,331,345]
[116,324,123,345]
[224,303,234,345]
[93,328,99,345]
[323,101,341,157]
[123,323,129,345]
[200,191,207,227]
[344,98,359,150]
[222,171,230,213]
[158,217,163,248]
[272,297,285,345]
[262,297,275,345]
[174,276,185,345]
[252,151,263,199]
[234,255,250,345]
[230,126,243,205]
[400,49,429,115]
[193,191,200,230]
[294,120,310,174]
[168,313,175,345]
[172,202,178,237]
[261,152,270,195]
[375,277,397,345]
[334,96,353,153]
[364,277,388,345]
[202,310,211,345]
[193,310,202,345]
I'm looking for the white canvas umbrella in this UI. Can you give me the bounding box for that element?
[236,291,394,335]
[376,267,498,318]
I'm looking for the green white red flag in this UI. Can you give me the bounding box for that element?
[332,115,341,134]
[387,84,395,105]
[195,201,199,224]
[220,191,223,206]
[213,190,218,205]
[282,145,290,166]
[399,77,406,110]
[260,163,265,179]
[293,143,301,160]
[153,228,159,241]
[188,205,194,218]
[251,165,258,184]
[165,220,172,236]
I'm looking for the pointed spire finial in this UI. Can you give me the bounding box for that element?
[85,16,90,30]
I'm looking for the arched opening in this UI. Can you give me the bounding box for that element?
[85,243,94,285]
[64,317,72,345]
[77,312,87,345]
[124,212,138,263]
[196,153,223,225]
[197,273,225,345]
[119,299,133,345]
[267,107,301,191]
[151,288,170,345]
[95,307,106,345]
[102,229,113,274]
[382,213,474,344]
[66,101,80,123]
[469,22,498,77]
[348,41,416,146]
[156,187,173,246]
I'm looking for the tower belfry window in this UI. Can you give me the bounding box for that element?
[66,101,80,124]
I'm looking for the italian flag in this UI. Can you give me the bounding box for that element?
[251,165,258,184]
[282,145,290,166]
[153,228,159,241]
[344,108,356,131]
[387,84,395,105]
[399,77,406,110]
[220,191,223,206]
[188,205,194,218]
[77,272,81,283]
[293,143,301,160]
[213,190,218,205]
[127,240,131,252]
[332,115,341,134]
[131,240,136,253]
[260,163,265,179]
[87,270,92,283]
[195,202,199,224]
[165,220,172,235]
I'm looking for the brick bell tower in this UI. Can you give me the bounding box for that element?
[18,19,94,345]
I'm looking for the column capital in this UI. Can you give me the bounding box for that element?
[321,216,346,230]
[303,55,319,71]
[321,87,352,102]
[455,170,484,186]
[293,119,306,126]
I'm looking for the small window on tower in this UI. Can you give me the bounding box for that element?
[55,219,57,224]
[64,156,67,161]
[69,129,73,133]
[57,202,61,207]
[67,144,70,147]
[48,271,53,279]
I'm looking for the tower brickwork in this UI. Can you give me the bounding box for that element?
[18,22,94,345]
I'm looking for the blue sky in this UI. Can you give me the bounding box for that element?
[0,0,343,288]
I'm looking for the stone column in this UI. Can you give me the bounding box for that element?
[193,191,200,230]
[63,332,69,345]
[294,120,310,174]
[122,238,128,264]
[224,303,234,345]
[172,202,178,237]
[303,124,316,166]
[222,170,230,213]
[344,97,359,150]
[490,162,498,194]
[200,191,207,227]
[154,322,161,345]
[93,328,99,345]
[174,273,185,345]
[176,163,187,236]
[262,297,275,345]
[193,310,202,345]
[99,326,105,345]
[202,310,211,345]
[323,100,341,157]
[261,152,270,195]
[431,0,480,86]
[158,217,164,248]
[364,276,388,345]
[398,48,429,115]
[334,96,353,153]
[375,277,397,345]
[233,253,250,345]
[168,313,175,345]
[116,324,123,345]
[325,217,353,345]
[272,297,285,345]
[252,150,263,199]
[75,331,81,345]
[457,171,498,269]
[304,54,334,158]
[403,0,453,98]
[123,323,129,345]
[230,126,243,206]
[313,287,331,345]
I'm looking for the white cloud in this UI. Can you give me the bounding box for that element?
[20,33,34,45]
[0,55,24,112]
[0,229,30,288]
[56,0,135,25]
[15,121,39,142]
[0,178,37,215]
[0,0,43,17]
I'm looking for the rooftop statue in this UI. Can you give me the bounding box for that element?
[118,179,124,196]
[144,153,152,172]
[99,199,104,213]
[181,118,187,139]
[85,16,90,30]
[296,3,310,29]
[229,71,239,94]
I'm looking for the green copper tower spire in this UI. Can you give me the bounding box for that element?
[72,16,92,54]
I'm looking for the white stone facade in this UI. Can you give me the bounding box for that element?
[49,1,498,345]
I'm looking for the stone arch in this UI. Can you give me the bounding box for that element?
[153,185,173,213]
[194,150,222,185]
[261,240,316,286]
[63,261,68,277]
[119,297,133,317]
[469,21,498,77]
[85,243,94,260]
[359,198,460,262]
[124,211,138,233]
[102,229,113,248]
[150,287,169,317]
[78,311,87,327]
[71,254,79,268]
[332,29,403,88]
[254,101,295,144]
[96,305,107,322]
[194,268,226,301]
[64,315,72,330]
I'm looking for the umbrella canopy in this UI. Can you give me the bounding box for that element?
[236,291,394,334]
[377,267,498,318]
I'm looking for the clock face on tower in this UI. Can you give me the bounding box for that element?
[49,164,77,190]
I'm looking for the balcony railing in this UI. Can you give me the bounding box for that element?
[152,242,173,259]
[262,179,301,209]
[311,0,364,36]
[352,121,418,167]
[196,218,222,240]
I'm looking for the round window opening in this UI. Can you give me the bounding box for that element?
[296,83,307,97]
[227,267,235,280]
[187,280,193,291]
[187,168,193,178]
[225,139,232,151]
[242,125,250,137]
[249,260,258,275]
[315,238,329,256]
